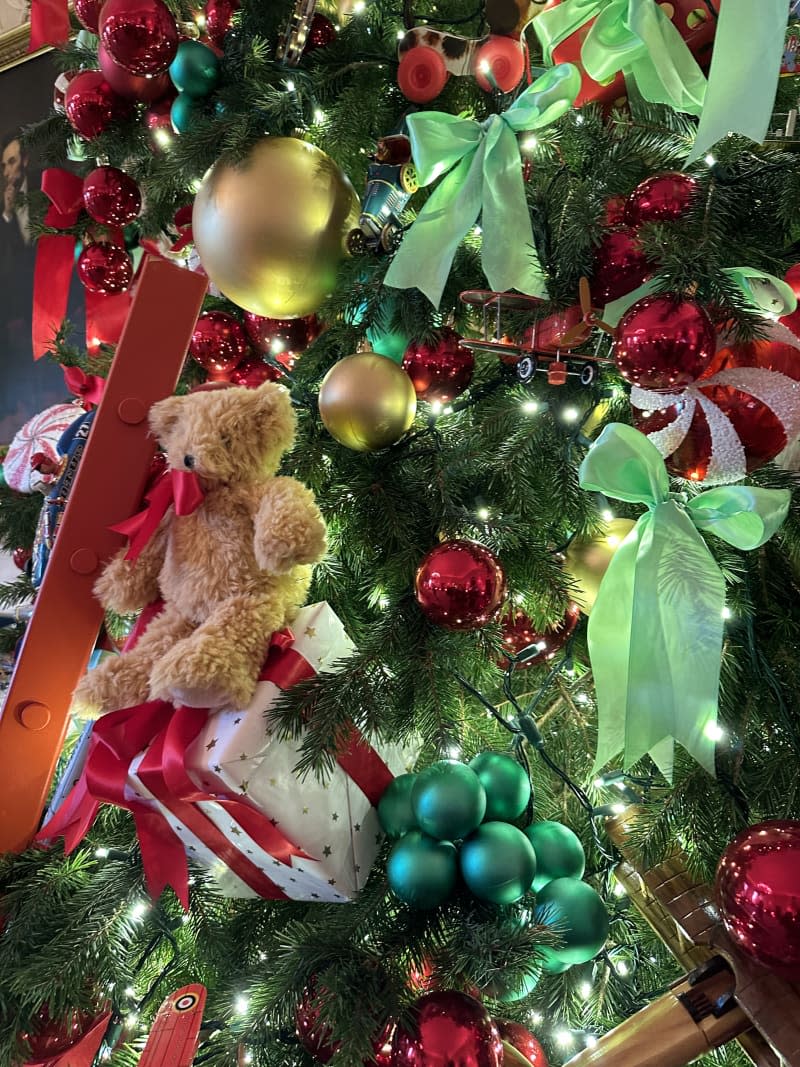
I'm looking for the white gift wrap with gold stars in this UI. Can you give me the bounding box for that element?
[124,603,418,901]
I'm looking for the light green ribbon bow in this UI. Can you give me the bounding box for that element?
[383,64,581,309]
[534,0,707,116]
[579,423,790,780]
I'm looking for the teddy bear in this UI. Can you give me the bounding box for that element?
[72,381,327,718]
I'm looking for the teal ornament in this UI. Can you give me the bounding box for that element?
[524,821,585,892]
[169,40,221,98]
[482,965,541,1003]
[170,93,203,134]
[535,877,610,966]
[412,760,487,841]
[367,321,411,363]
[580,423,790,779]
[460,822,537,905]
[378,773,418,838]
[469,752,531,822]
[384,64,581,308]
[539,947,571,975]
[386,831,458,909]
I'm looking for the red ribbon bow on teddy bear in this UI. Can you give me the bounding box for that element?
[111,468,205,561]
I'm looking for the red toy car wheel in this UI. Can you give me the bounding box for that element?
[474,36,524,93]
[398,46,448,103]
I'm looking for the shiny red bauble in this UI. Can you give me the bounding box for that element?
[614,295,716,389]
[100,0,179,77]
[144,91,178,149]
[494,1020,548,1067]
[12,546,31,570]
[603,196,626,227]
[402,329,474,403]
[624,172,697,226]
[205,0,239,47]
[188,311,248,378]
[77,242,133,294]
[306,12,337,50]
[391,992,503,1067]
[83,166,141,227]
[74,0,103,31]
[296,989,394,1066]
[98,41,172,102]
[415,540,506,631]
[591,228,653,306]
[242,312,321,368]
[64,70,132,139]
[499,605,580,668]
[634,339,800,481]
[21,1009,93,1059]
[715,821,800,981]
[229,354,282,388]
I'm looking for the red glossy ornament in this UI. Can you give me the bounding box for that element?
[634,339,800,481]
[12,547,31,570]
[390,991,503,1067]
[474,36,525,94]
[144,90,178,149]
[64,71,132,139]
[415,540,506,631]
[493,1021,548,1067]
[615,295,716,389]
[603,196,626,226]
[590,228,653,305]
[189,311,248,378]
[368,1024,396,1067]
[499,604,580,668]
[74,0,102,31]
[715,821,800,981]
[98,41,172,102]
[306,12,337,50]
[205,0,239,47]
[402,329,475,403]
[624,172,697,226]
[100,0,179,77]
[242,312,321,368]
[296,987,338,1064]
[83,167,142,227]
[77,242,133,295]
[229,354,282,388]
[21,1009,92,1058]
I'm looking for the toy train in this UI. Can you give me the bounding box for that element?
[346,135,418,255]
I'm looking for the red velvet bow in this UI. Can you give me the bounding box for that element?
[29,0,70,51]
[63,366,106,409]
[110,469,205,561]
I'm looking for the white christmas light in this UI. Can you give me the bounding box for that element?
[704,153,716,166]
[704,721,725,742]
[522,400,538,414]
[585,1035,598,1049]
[314,109,326,124]
[601,509,614,522]
[129,901,148,922]
[285,79,296,91]
[562,406,580,423]
[522,136,538,151]
[616,960,629,976]
[397,28,405,39]
[556,1030,574,1048]
[124,987,136,998]
[721,606,732,620]
[477,507,490,521]
[95,847,109,858]
[235,996,249,1015]
[579,981,592,999]
[353,0,366,10]
[153,128,172,148]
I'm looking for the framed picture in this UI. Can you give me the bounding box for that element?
[0,16,82,444]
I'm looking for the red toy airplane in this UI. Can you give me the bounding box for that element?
[139,985,207,1067]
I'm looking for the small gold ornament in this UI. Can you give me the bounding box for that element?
[318,352,417,451]
[192,137,360,319]
[563,517,636,614]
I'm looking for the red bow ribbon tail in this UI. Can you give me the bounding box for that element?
[63,366,107,409]
[171,205,195,252]
[110,469,205,561]
[32,170,85,359]
[85,288,132,354]
[29,0,70,50]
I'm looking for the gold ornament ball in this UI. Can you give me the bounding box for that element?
[192,137,360,319]
[318,352,417,451]
[563,518,636,614]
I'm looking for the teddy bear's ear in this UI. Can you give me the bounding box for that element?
[149,394,185,441]
[252,382,297,451]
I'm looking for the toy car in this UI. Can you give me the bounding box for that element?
[346,135,418,254]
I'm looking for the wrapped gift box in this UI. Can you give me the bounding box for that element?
[42,603,416,906]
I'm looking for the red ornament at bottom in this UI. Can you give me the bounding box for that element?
[21,1008,94,1059]
[76,242,133,294]
[391,991,503,1067]
[229,355,282,388]
[415,540,506,631]
[499,605,580,668]
[402,329,474,403]
[12,546,31,570]
[494,1020,548,1067]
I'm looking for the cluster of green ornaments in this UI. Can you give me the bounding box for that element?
[169,40,221,134]
[379,753,610,997]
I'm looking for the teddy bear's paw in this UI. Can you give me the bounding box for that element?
[72,661,150,720]
[149,648,255,711]
[70,687,106,721]
[169,684,236,710]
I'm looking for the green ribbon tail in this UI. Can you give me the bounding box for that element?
[686,0,788,164]
[533,0,602,64]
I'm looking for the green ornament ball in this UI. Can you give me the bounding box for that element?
[386,831,458,909]
[378,773,418,838]
[460,822,537,905]
[469,752,531,822]
[535,877,609,965]
[170,93,203,135]
[539,947,572,974]
[524,821,586,892]
[169,39,221,98]
[481,964,541,1003]
[412,760,487,841]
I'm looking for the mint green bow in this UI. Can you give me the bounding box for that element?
[579,423,790,780]
[534,0,707,116]
[383,64,581,309]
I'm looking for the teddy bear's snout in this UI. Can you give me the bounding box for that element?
[183,454,196,470]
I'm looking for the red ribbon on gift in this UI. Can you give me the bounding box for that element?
[64,366,106,410]
[29,0,70,52]
[38,617,395,906]
[110,469,205,561]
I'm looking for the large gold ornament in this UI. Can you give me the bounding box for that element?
[563,518,636,614]
[192,137,360,319]
[318,352,417,451]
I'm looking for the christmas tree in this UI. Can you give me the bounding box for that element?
[2,1,800,1066]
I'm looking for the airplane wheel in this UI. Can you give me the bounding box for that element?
[579,363,597,385]
[517,355,537,384]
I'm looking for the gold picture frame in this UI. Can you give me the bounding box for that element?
[0,23,37,72]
